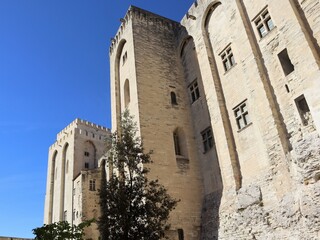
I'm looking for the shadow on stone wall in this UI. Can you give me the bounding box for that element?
[200,189,223,240]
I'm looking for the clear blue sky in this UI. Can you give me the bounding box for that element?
[0,0,194,238]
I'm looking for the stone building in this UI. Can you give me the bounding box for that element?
[43,119,110,239]
[109,0,320,239]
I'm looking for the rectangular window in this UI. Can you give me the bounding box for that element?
[221,46,235,72]
[85,162,89,169]
[89,179,96,191]
[253,8,275,38]
[278,48,294,76]
[295,95,311,126]
[201,127,214,153]
[188,80,200,103]
[233,100,251,130]
[84,151,90,157]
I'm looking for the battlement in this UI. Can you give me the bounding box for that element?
[109,5,182,55]
[49,118,111,150]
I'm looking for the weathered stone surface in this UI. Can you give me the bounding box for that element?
[291,131,320,183]
[236,185,262,210]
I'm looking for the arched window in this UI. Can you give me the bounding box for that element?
[171,91,177,105]
[124,79,130,107]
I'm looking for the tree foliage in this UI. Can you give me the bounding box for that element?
[32,219,93,240]
[98,110,178,240]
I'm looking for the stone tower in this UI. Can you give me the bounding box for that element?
[110,1,320,239]
[43,119,110,238]
[109,6,206,240]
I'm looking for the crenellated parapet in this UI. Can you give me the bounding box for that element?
[49,118,110,150]
[109,5,182,55]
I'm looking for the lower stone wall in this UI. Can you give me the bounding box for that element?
[217,182,320,240]
[204,131,320,240]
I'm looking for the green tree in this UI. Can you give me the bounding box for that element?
[32,220,93,240]
[98,110,178,240]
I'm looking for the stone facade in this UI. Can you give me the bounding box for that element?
[110,1,320,239]
[43,119,110,239]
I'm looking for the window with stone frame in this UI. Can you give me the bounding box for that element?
[201,127,214,153]
[253,7,275,38]
[89,179,96,191]
[84,151,90,157]
[221,45,235,72]
[233,100,251,130]
[188,80,200,103]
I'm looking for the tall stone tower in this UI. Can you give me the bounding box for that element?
[109,6,207,240]
[110,1,320,239]
[44,119,110,238]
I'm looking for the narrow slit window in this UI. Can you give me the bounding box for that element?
[124,79,130,107]
[278,49,294,76]
[171,91,178,105]
[173,131,181,155]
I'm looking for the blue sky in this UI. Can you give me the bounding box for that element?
[0,0,194,238]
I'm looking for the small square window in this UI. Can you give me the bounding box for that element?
[233,100,251,130]
[253,8,275,38]
[188,80,200,103]
[220,46,235,72]
[201,127,214,153]
[84,151,90,157]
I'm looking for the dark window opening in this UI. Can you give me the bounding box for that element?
[201,127,214,153]
[84,151,89,157]
[178,229,184,240]
[278,48,294,76]
[188,80,200,103]
[233,100,251,130]
[285,84,290,93]
[221,46,235,72]
[171,92,178,105]
[85,162,89,169]
[173,132,181,155]
[295,95,311,126]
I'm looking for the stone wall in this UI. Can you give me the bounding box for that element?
[108,0,320,239]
